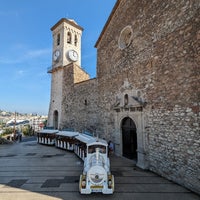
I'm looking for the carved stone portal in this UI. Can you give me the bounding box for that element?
[112,79,149,169]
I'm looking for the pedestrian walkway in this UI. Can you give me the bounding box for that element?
[0,139,199,200]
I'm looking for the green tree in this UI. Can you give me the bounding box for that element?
[22,125,31,136]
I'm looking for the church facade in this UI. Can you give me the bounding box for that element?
[47,0,200,194]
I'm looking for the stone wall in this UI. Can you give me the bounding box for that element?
[47,68,63,128]
[61,64,99,134]
[73,64,90,84]
[96,0,200,194]
[147,105,200,193]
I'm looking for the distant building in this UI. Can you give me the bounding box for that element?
[47,0,200,194]
[29,116,47,132]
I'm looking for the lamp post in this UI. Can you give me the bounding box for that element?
[13,111,16,141]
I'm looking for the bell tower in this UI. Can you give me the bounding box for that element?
[47,18,83,129]
[51,18,83,68]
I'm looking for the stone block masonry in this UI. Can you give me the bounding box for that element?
[95,0,200,194]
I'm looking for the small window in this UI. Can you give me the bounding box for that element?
[118,25,133,49]
[84,99,87,106]
[124,94,129,106]
[57,33,60,46]
[74,34,78,46]
[67,32,72,44]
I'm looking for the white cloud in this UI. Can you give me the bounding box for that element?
[0,47,51,65]
[26,48,51,58]
[0,11,19,17]
[82,51,96,60]
[14,69,26,79]
[0,57,20,64]
[17,70,24,75]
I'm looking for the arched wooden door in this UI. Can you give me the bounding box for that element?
[121,117,137,160]
[53,110,58,129]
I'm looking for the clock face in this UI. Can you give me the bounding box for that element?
[67,50,78,62]
[53,50,60,61]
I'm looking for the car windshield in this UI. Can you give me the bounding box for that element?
[88,145,106,154]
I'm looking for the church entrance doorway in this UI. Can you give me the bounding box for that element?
[53,110,58,129]
[121,117,137,160]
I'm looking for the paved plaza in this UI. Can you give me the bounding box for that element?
[0,138,199,200]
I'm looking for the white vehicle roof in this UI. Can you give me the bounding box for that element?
[57,131,79,137]
[75,133,96,144]
[87,138,108,147]
[37,129,59,134]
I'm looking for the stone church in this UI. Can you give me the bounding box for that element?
[47,0,200,194]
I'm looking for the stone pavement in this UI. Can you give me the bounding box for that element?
[0,138,199,200]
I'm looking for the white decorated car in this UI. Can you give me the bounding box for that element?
[79,138,114,194]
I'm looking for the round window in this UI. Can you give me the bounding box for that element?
[118,26,133,50]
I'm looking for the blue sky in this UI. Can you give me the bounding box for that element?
[0,0,116,115]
